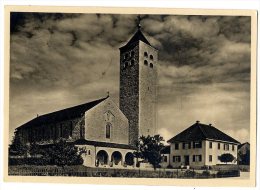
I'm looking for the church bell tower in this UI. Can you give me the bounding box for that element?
[119,19,158,146]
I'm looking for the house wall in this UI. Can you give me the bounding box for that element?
[169,141,206,168]
[169,140,238,168]
[205,140,238,165]
[160,154,170,168]
[85,98,129,144]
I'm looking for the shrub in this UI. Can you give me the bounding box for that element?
[217,170,240,178]
[201,170,210,177]
[184,170,196,178]
[219,153,235,164]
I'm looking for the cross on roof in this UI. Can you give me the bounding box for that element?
[137,15,142,29]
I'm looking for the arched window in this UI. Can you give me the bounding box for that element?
[144,52,148,57]
[150,63,153,68]
[123,62,128,69]
[131,59,135,66]
[106,123,111,138]
[131,51,135,57]
[144,60,148,66]
[124,53,129,59]
[150,55,153,60]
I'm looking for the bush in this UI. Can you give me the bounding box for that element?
[219,153,235,164]
[184,170,196,178]
[201,170,210,177]
[217,170,240,178]
[201,165,212,170]
[9,157,50,166]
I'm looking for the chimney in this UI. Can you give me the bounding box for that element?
[196,120,200,124]
[209,124,212,127]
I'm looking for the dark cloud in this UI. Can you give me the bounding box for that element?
[9,13,251,143]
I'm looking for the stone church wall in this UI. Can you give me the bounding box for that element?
[17,116,84,144]
[139,41,158,136]
[85,98,129,144]
[119,44,140,146]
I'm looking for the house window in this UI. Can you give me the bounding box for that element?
[209,142,212,149]
[106,123,111,139]
[209,155,212,162]
[224,143,229,151]
[193,141,202,148]
[218,143,220,149]
[163,156,167,162]
[232,145,235,151]
[88,150,91,155]
[173,156,181,162]
[150,63,153,68]
[193,155,202,162]
[175,143,179,150]
[144,52,148,57]
[150,55,153,60]
[182,142,191,149]
[144,60,148,66]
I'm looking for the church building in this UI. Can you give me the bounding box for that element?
[13,22,158,169]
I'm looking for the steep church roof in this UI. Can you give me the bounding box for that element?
[167,122,240,144]
[17,96,108,130]
[120,28,152,50]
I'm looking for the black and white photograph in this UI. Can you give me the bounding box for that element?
[4,6,257,186]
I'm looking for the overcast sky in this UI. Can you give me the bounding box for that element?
[9,13,251,144]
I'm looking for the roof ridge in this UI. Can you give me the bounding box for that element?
[17,96,109,129]
[198,124,208,139]
[38,96,108,117]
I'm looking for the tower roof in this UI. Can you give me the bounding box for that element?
[120,28,152,50]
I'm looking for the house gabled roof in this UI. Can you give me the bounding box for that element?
[167,122,240,144]
[161,145,170,154]
[120,28,153,50]
[238,142,250,149]
[17,96,109,130]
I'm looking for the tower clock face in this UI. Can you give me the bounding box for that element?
[104,110,115,122]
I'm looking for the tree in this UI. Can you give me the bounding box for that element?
[44,138,83,167]
[9,132,29,157]
[133,134,165,170]
[238,150,250,165]
[219,153,235,164]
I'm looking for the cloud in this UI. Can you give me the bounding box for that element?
[9,13,251,144]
